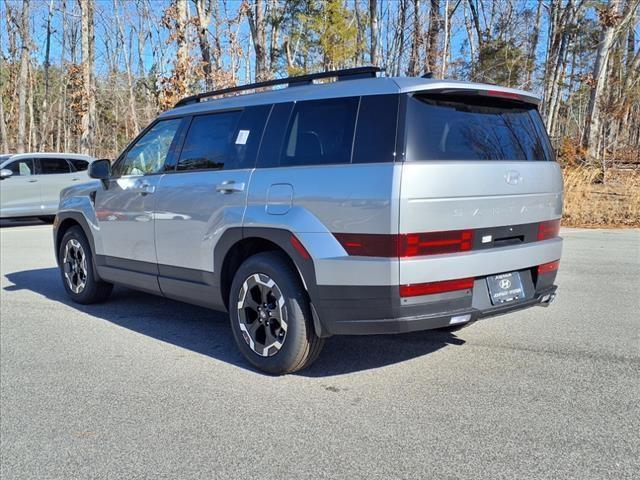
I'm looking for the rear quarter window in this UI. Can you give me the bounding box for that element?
[405,94,554,162]
[280,97,359,167]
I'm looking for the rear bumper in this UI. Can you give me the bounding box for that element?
[313,268,558,336]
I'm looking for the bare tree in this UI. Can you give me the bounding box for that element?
[16,0,30,153]
[369,0,379,65]
[246,0,269,80]
[79,0,96,154]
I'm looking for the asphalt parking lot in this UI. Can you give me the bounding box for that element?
[1,223,638,479]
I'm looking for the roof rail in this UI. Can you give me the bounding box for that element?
[174,66,383,108]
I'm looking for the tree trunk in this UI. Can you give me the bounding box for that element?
[369,0,379,65]
[524,0,543,88]
[247,0,268,81]
[16,0,30,153]
[0,58,8,152]
[79,0,96,155]
[114,0,139,134]
[407,0,421,75]
[194,0,214,89]
[583,0,622,163]
[425,0,440,74]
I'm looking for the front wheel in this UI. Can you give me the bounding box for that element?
[229,252,324,375]
[58,226,113,304]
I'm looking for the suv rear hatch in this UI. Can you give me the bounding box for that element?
[399,89,563,287]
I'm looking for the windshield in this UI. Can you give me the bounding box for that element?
[405,94,554,162]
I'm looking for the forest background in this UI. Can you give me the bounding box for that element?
[1,0,639,226]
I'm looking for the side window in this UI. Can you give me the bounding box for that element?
[232,105,271,169]
[69,159,89,171]
[177,111,242,171]
[353,95,399,163]
[38,158,72,174]
[280,97,359,167]
[6,159,34,176]
[114,119,182,176]
[256,102,293,168]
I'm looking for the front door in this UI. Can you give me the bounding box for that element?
[0,158,40,218]
[94,118,183,266]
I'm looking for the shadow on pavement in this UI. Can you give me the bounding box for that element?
[3,267,465,377]
[0,218,50,228]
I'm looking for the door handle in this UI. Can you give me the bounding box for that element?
[71,177,80,181]
[134,182,155,195]
[215,181,245,194]
[27,178,38,183]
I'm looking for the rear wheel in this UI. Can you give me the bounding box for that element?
[229,252,324,375]
[58,226,113,304]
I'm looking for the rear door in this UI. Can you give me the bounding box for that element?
[154,105,271,277]
[35,157,75,214]
[0,158,40,217]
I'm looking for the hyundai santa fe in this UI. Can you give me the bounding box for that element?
[53,67,563,374]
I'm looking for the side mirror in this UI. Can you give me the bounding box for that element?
[0,168,13,179]
[89,159,111,181]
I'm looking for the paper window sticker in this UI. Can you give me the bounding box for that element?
[236,130,250,145]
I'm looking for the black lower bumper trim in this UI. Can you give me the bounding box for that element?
[322,286,557,336]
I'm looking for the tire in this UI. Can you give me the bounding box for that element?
[58,226,113,304]
[229,251,324,375]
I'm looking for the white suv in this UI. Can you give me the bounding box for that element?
[0,153,95,221]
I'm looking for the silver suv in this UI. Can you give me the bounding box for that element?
[53,68,563,374]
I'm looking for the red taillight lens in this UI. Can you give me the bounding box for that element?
[537,219,560,241]
[538,260,560,274]
[398,230,473,257]
[334,230,474,258]
[332,233,398,257]
[400,277,475,297]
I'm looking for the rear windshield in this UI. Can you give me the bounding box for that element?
[405,94,554,161]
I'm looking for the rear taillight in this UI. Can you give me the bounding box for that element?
[333,229,474,258]
[400,277,475,297]
[398,230,474,257]
[538,260,560,274]
[537,219,560,241]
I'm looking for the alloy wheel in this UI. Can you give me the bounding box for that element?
[236,273,287,357]
[62,239,88,294]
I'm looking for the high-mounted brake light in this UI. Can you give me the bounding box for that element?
[538,260,560,274]
[400,277,475,297]
[486,89,523,101]
[537,219,561,241]
[333,229,474,258]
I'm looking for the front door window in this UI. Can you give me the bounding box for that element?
[113,119,182,177]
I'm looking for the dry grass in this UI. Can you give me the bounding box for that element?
[562,167,640,227]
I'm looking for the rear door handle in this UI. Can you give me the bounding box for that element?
[215,181,245,194]
[27,178,38,183]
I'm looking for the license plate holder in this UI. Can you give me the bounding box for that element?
[487,272,524,305]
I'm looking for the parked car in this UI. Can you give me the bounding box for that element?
[53,67,563,374]
[0,153,95,221]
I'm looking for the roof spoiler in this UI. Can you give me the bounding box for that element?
[421,87,541,106]
[174,67,384,108]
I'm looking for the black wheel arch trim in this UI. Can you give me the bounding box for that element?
[54,211,101,281]
[214,226,327,337]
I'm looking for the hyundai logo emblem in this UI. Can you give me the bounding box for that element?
[500,279,512,289]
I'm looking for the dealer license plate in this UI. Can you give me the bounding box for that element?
[487,272,524,305]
